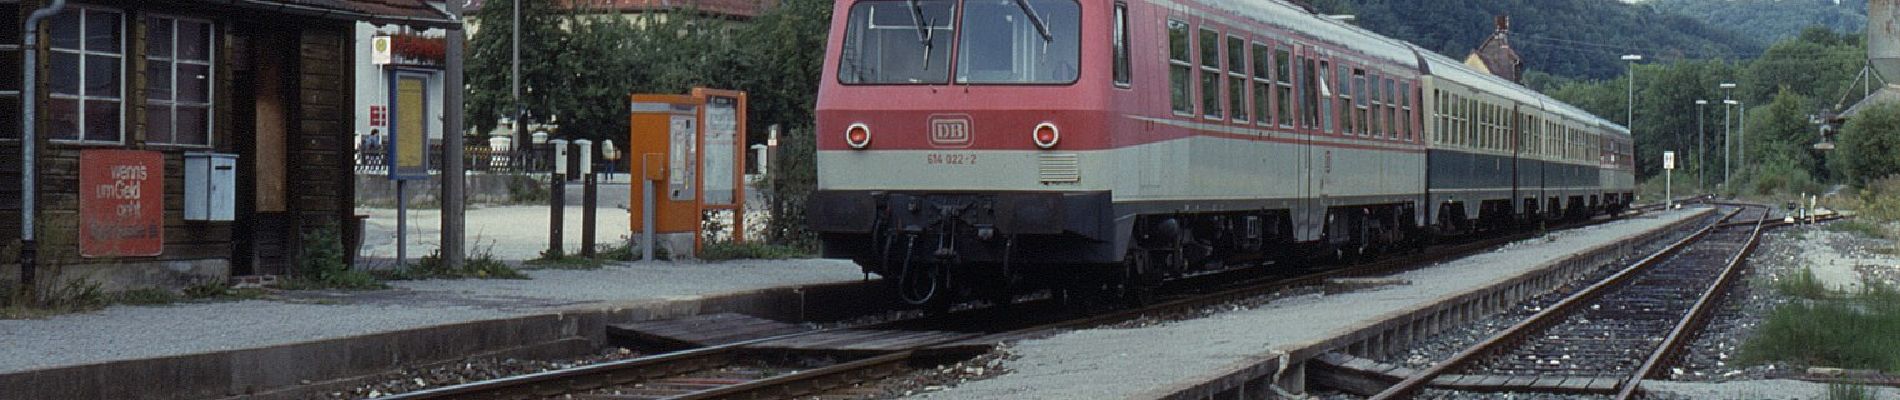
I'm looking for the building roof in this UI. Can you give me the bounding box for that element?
[211,0,457,26]
[465,0,772,19]
[1465,15,1523,83]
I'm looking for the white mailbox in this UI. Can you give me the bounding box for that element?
[184,153,238,221]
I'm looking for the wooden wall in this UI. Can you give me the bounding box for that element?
[9,5,358,277]
[292,24,355,232]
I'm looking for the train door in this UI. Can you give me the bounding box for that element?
[1296,44,1325,242]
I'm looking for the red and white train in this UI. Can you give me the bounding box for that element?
[809,0,1636,306]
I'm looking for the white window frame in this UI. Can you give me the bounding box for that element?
[144,14,216,147]
[48,6,126,144]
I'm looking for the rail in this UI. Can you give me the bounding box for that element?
[1367,205,1765,399]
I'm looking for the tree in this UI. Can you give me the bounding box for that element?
[1835,101,1900,185]
[466,0,569,141]
[1739,88,1826,194]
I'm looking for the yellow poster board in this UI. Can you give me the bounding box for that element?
[388,71,430,180]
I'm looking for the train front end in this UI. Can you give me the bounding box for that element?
[809,0,1120,306]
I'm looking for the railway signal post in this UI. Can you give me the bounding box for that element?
[1664,151,1676,209]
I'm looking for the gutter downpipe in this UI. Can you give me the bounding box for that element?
[21,0,68,301]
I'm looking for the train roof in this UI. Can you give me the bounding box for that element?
[1204,0,1630,138]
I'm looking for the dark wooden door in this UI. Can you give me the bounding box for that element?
[231,27,295,276]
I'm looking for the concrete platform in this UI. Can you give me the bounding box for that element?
[914,208,1714,399]
[0,260,871,399]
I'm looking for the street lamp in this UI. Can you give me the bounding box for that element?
[1622,55,1643,135]
[1720,83,1737,191]
[1737,102,1748,179]
[1694,99,1707,191]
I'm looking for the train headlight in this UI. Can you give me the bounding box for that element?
[845,123,871,149]
[1032,122,1060,149]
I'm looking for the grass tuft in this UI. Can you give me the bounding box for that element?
[383,242,529,280]
[1776,267,1832,300]
[115,288,181,305]
[1829,383,1882,400]
[698,241,811,261]
[1741,280,1900,373]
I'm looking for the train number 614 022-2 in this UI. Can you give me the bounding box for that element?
[926,153,977,165]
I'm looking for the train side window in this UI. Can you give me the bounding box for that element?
[1428,90,1444,144]
[1400,82,1414,141]
[1294,53,1309,128]
[1227,35,1247,123]
[1302,57,1321,129]
[1274,46,1293,128]
[1251,42,1270,127]
[1167,19,1190,115]
[1352,70,1368,137]
[1385,78,1398,140]
[1200,27,1222,120]
[1336,64,1351,135]
[1375,73,1390,139]
[1318,60,1334,134]
[1113,3,1130,87]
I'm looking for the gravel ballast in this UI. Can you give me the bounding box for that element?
[0,259,862,374]
[909,209,1710,399]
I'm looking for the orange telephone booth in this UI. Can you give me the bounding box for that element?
[628,89,747,257]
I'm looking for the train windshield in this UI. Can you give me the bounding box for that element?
[838,0,958,84]
[956,0,1080,84]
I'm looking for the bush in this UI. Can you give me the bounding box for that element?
[281,226,388,290]
[1856,176,1900,223]
[764,126,818,249]
[1836,102,1900,186]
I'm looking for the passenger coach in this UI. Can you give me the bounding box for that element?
[809,0,1636,307]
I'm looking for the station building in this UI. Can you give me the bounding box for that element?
[0,0,456,296]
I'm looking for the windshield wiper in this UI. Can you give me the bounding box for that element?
[1013,0,1053,43]
[907,0,936,68]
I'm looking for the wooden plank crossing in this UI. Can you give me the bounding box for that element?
[743,329,981,352]
[1311,352,1625,395]
[607,313,812,348]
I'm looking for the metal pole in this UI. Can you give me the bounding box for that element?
[549,171,565,257]
[21,0,68,300]
[1739,105,1748,179]
[582,172,597,258]
[1626,60,1635,133]
[397,181,407,266]
[442,0,467,270]
[642,158,656,262]
[1696,102,1705,191]
[512,0,523,147]
[1723,97,1732,191]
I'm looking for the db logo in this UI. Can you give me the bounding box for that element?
[929,115,973,148]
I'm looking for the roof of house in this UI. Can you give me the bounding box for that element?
[1466,15,1523,83]
[465,0,772,18]
[225,0,457,26]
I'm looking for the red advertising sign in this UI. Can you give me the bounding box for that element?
[369,105,387,127]
[80,150,164,257]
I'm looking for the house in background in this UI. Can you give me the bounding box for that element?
[2,0,457,296]
[1465,15,1524,84]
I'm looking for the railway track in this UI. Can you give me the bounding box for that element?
[377,207,1696,400]
[1369,205,1770,399]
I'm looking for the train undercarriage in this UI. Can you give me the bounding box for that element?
[813,190,1628,310]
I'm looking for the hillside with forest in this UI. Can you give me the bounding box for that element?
[1305,0,1765,79]
[1650,0,1867,43]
